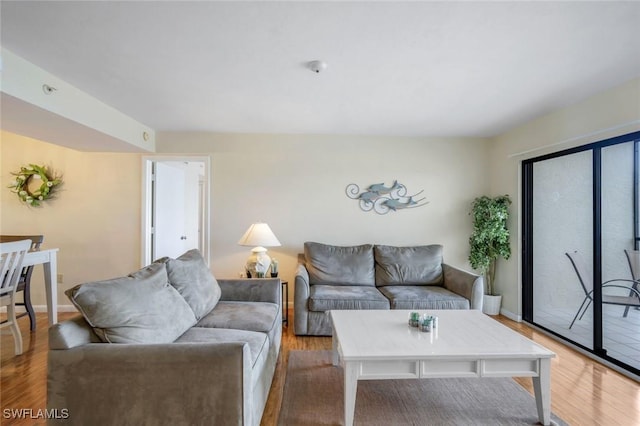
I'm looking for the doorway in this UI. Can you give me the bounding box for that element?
[522,131,640,377]
[142,156,210,266]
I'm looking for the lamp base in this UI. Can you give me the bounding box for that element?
[246,246,271,278]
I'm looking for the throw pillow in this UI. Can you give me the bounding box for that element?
[65,262,196,344]
[304,242,375,286]
[374,244,444,286]
[163,249,221,319]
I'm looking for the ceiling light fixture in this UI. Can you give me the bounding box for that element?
[308,60,327,73]
[42,84,57,94]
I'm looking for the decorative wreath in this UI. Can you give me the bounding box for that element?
[8,164,62,206]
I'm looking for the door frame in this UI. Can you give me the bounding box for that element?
[141,155,211,267]
[521,130,640,377]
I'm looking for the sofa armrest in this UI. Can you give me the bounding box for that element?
[218,278,281,305]
[442,263,484,310]
[294,263,311,335]
[48,342,252,425]
[49,315,101,350]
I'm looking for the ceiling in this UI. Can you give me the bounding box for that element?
[1,1,639,139]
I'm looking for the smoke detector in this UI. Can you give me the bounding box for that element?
[307,60,328,73]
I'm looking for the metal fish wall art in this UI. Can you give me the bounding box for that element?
[345,180,429,214]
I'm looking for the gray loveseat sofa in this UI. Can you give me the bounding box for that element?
[47,249,281,426]
[295,242,483,335]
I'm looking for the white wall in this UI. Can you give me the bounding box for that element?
[1,129,489,309]
[7,76,637,316]
[489,77,640,319]
[0,131,142,308]
[156,133,491,293]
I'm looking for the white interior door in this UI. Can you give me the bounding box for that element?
[142,157,209,266]
[154,162,189,259]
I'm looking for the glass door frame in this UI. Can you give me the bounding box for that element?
[522,130,640,376]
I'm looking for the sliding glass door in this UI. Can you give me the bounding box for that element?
[530,150,594,348]
[601,142,638,369]
[523,131,640,377]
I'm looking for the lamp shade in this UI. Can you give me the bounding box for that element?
[238,223,281,248]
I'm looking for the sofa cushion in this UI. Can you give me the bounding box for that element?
[163,249,221,319]
[65,263,197,344]
[305,242,375,286]
[308,285,390,311]
[175,327,268,368]
[196,301,279,334]
[375,245,444,286]
[378,285,470,310]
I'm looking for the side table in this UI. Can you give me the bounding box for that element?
[281,280,289,325]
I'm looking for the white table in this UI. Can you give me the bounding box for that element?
[22,248,59,325]
[330,309,556,426]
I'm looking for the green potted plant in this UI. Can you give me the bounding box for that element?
[270,258,279,278]
[468,195,512,315]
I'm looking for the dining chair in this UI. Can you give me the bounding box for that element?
[1,239,32,355]
[623,249,640,317]
[565,251,640,329]
[0,235,44,331]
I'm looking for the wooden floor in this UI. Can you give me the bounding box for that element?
[1,311,639,425]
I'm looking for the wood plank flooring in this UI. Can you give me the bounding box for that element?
[1,311,639,425]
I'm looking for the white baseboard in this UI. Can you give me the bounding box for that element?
[499,307,522,322]
[0,305,78,313]
[34,304,78,313]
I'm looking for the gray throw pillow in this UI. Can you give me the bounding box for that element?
[374,245,444,286]
[65,262,196,344]
[164,249,221,319]
[304,242,375,286]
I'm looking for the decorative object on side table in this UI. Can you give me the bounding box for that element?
[345,180,428,214]
[270,258,279,277]
[238,222,281,278]
[468,195,512,315]
[8,164,63,206]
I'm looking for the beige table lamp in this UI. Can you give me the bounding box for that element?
[238,222,281,278]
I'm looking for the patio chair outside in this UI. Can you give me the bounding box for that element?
[565,251,640,329]
[623,249,640,317]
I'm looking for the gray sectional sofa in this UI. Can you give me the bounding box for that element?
[47,249,281,426]
[294,242,483,335]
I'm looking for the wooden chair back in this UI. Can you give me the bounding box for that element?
[0,235,44,283]
[0,240,32,298]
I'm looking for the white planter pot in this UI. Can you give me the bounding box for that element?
[482,295,502,315]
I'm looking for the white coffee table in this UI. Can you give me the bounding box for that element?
[330,309,556,426]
